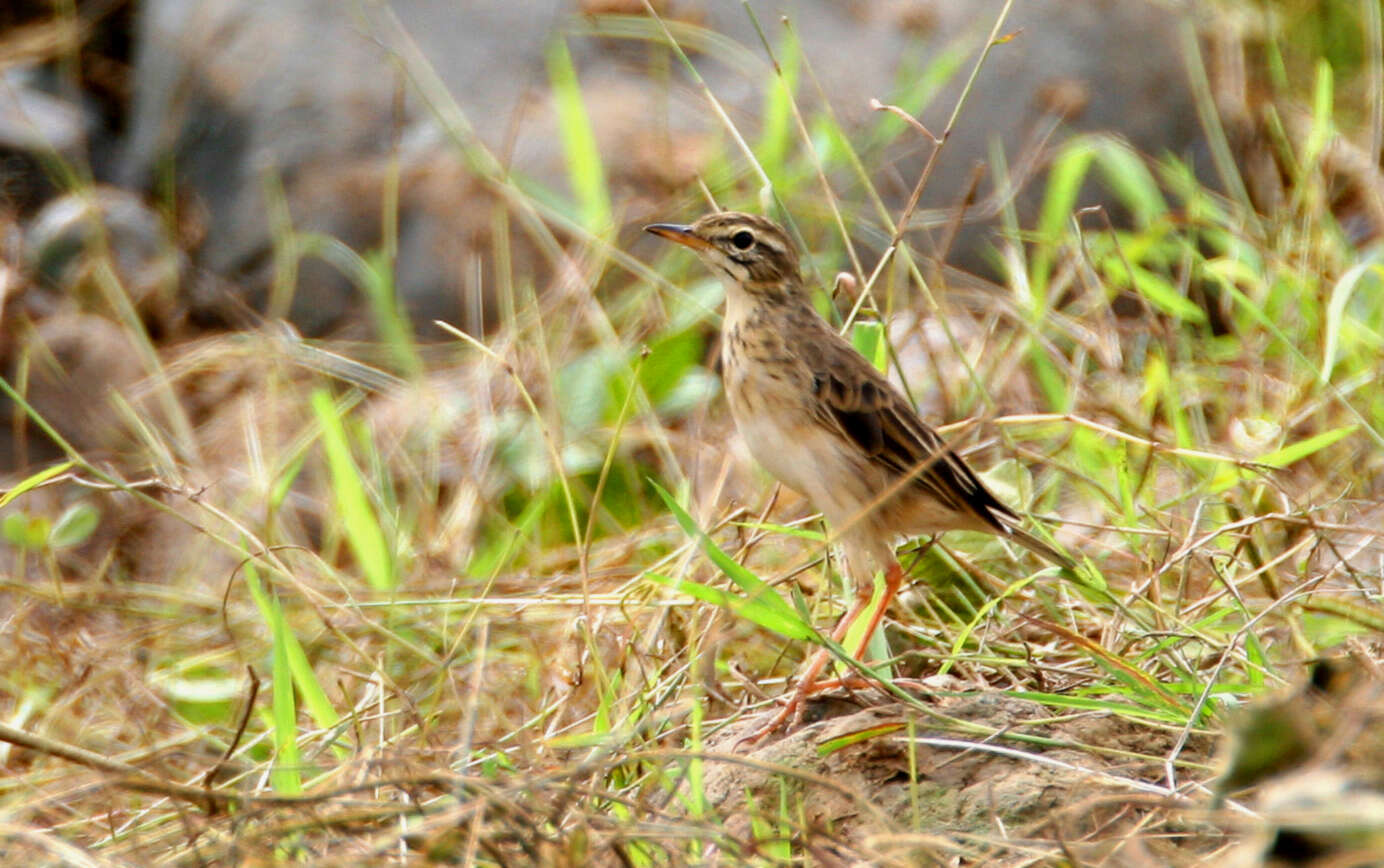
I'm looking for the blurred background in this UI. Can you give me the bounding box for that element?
[4,0,1342,470]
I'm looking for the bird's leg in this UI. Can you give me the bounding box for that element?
[844,560,905,661]
[790,559,908,696]
[736,562,905,747]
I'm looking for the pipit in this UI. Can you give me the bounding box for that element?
[646,211,1073,740]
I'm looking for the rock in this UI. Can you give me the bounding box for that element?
[118,0,566,335]
[0,67,91,214]
[0,69,88,158]
[23,185,182,329]
[21,310,146,455]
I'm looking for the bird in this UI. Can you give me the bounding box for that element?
[645,211,1073,741]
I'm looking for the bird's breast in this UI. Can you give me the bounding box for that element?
[720,322,856,509]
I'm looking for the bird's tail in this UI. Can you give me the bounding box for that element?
[1004,524,1077,571]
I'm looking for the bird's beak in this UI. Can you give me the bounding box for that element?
[644,223,714,252]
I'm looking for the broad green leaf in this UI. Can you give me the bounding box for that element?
[1322,258,1384,382]
[2,512,47,549]
[640,330,704,410]
[1094,138,1168,224]
[850,321,888,373]
[557,349,618,433]
[48,502,100,549]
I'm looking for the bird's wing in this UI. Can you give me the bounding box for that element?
[800,327,1017,531]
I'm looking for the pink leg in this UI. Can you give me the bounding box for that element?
[844,561,904,661]
[736,561,905,747]
[794,560,908,695]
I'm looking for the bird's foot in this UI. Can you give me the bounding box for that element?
[734,563,909,750]
[733,678,821,750]
[733,672,933,749]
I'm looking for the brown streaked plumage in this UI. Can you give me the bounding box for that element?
[646,211,1073,741]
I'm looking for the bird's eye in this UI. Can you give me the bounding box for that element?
[731,230,754,250]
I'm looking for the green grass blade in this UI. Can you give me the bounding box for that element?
[1256,424,1359,469]
[1007,691,1191,724]
[297,234,423,378]
[269,605,302,794]
[1031,138,1095,295]
[756,28,799,187]
[729,520,825,542]
[1105,259,1208,323]
[937,574,1040,677]
[546,37,612,233]
[0,460,75,509]
[245,558,304,795]
[649,480,815,640]
[646,573,814,642]
[311,389,396,591]
[242,558,344,753]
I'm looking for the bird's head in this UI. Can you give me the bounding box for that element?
[645,211,801,295]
